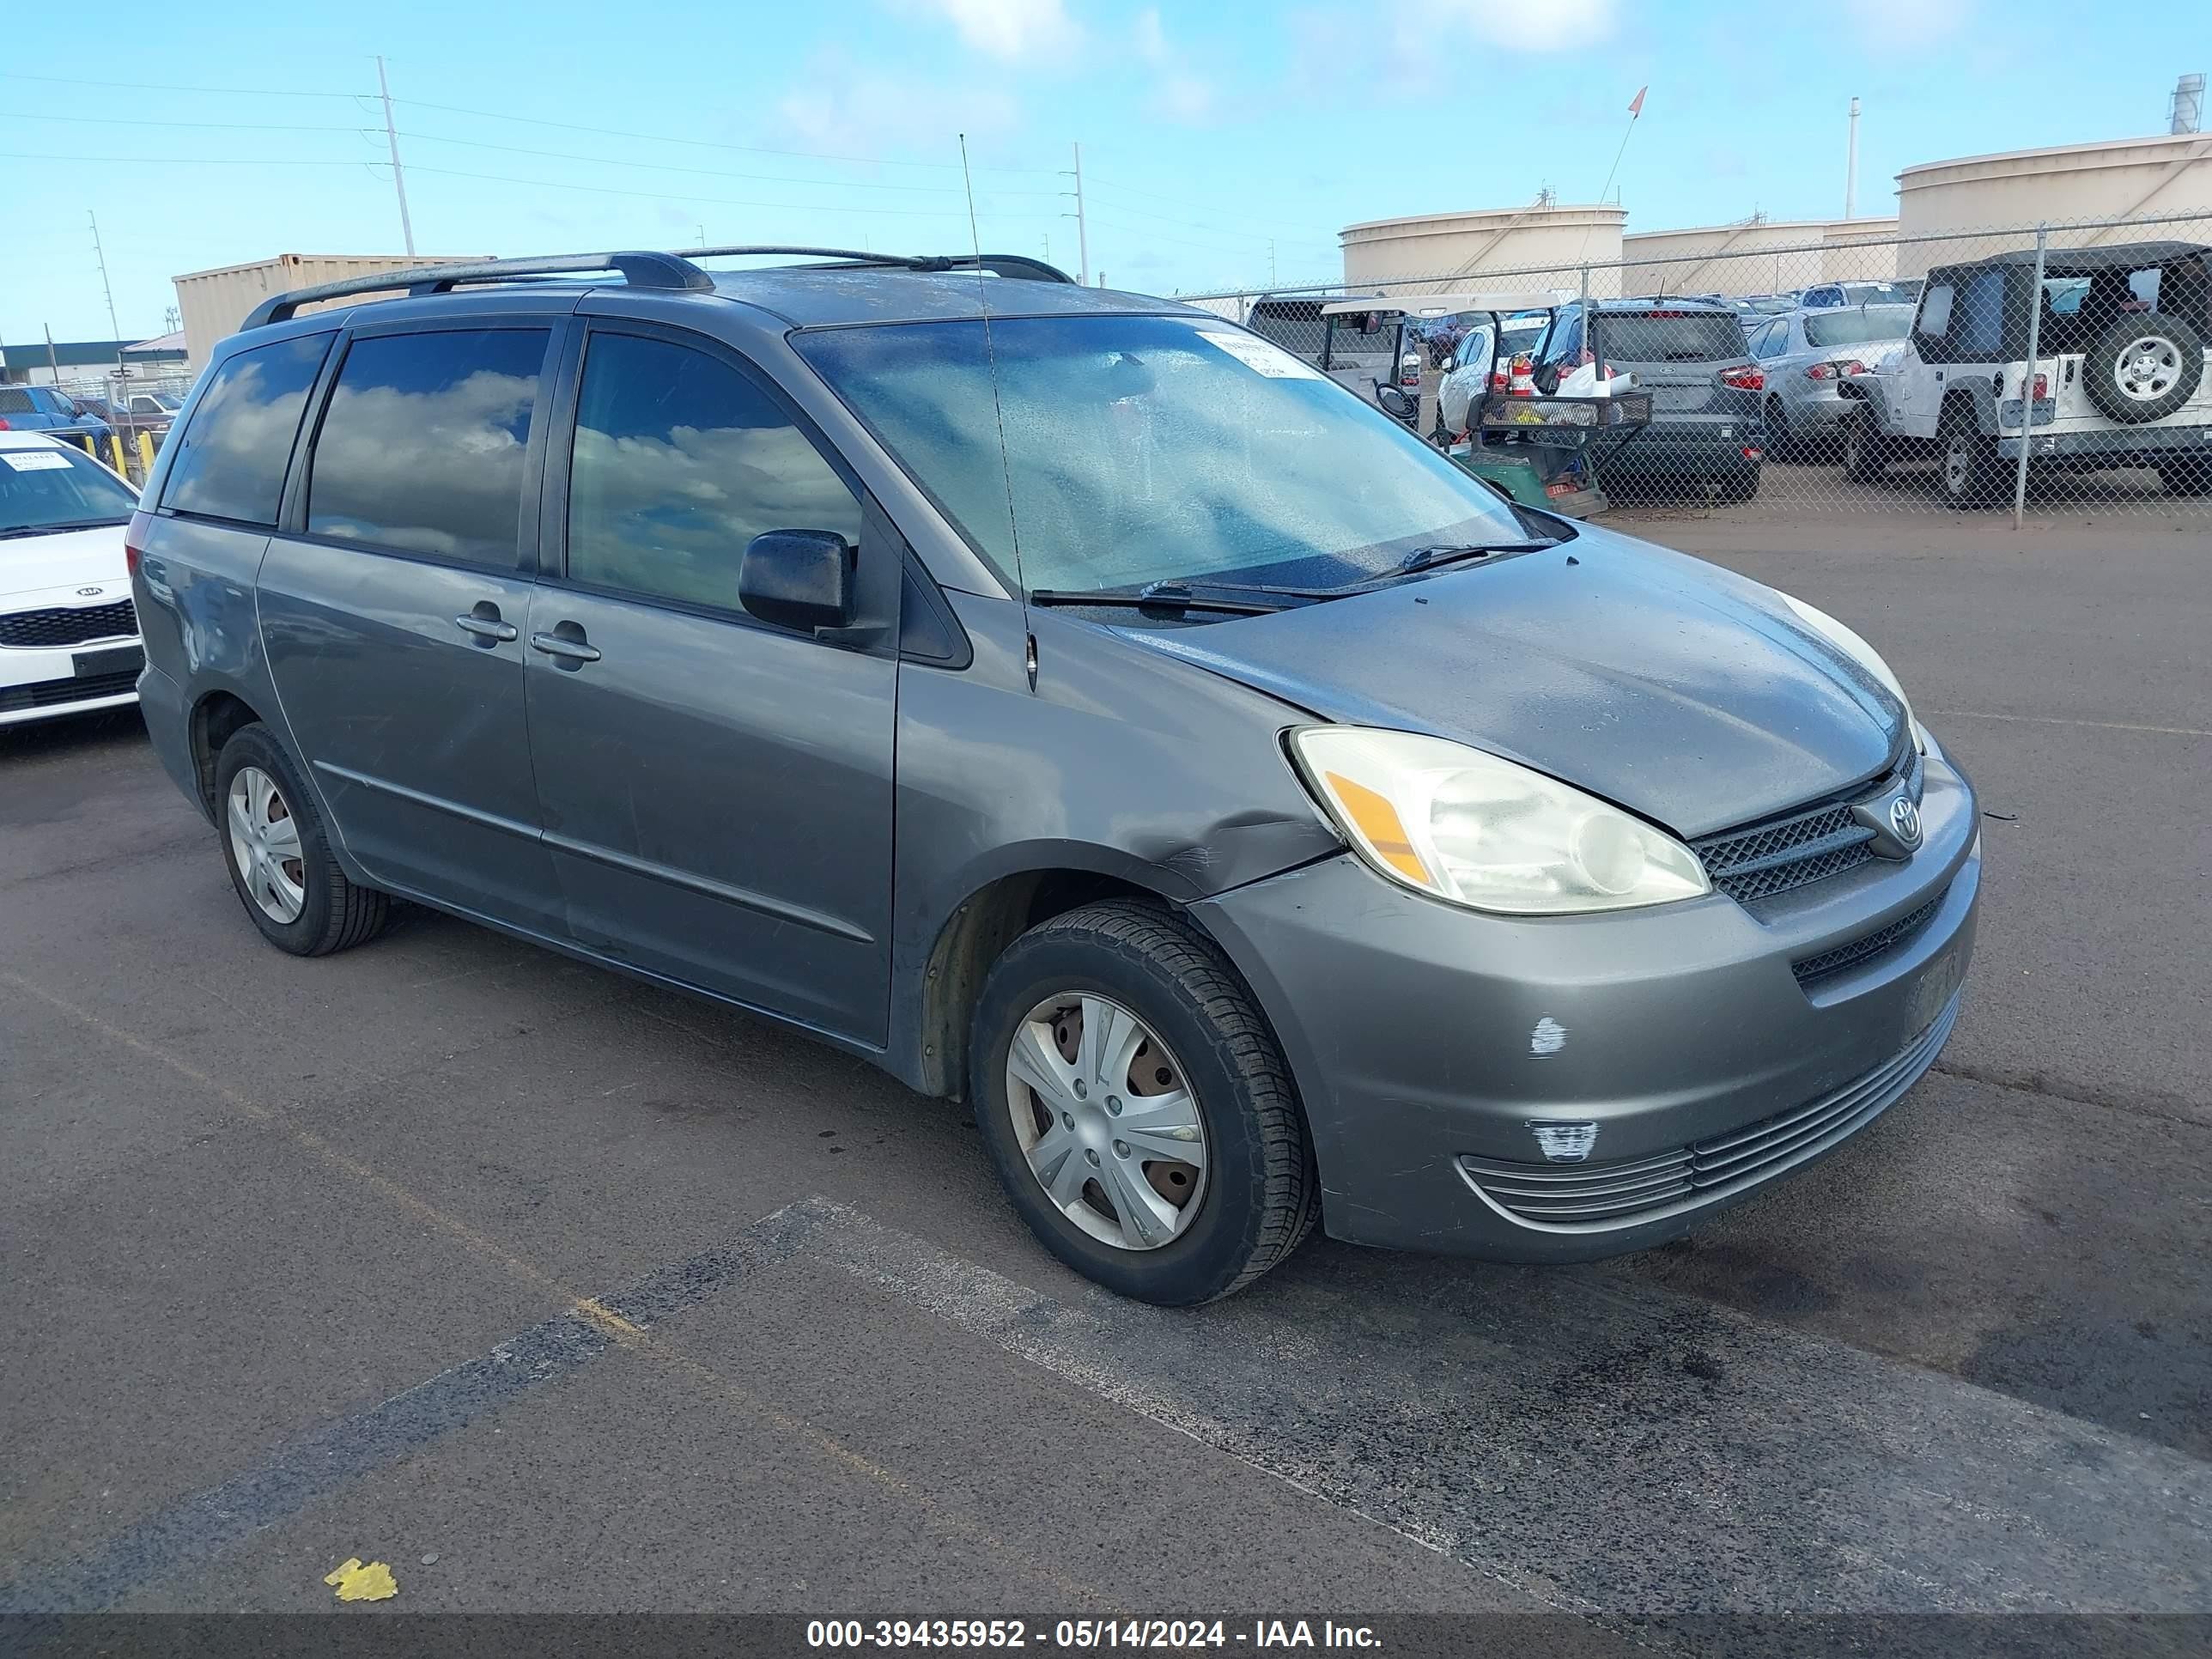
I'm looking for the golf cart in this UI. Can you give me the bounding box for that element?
[1325,291,1653,517]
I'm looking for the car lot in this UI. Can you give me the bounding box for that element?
[2,505,2207,1632]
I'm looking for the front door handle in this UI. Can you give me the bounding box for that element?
[529,629,601,664]
[454,613,519,642]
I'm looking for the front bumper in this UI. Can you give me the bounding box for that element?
[1192,752,1979,1261]
[0,632,143,726]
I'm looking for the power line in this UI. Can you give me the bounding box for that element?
[0,109,367,134]
[398,162,1047,219]
[393,96,1055,175]
[0,70,366,99]
[395,129,1063,197]
[0,150,375,167]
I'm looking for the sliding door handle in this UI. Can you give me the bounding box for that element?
[453,613,519,642]
[529,630,601,664]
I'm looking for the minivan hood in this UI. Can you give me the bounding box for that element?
[1118,526,1903,839]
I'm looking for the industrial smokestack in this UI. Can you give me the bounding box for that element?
[2173,73,2205,135]
[1845,96,1861,217]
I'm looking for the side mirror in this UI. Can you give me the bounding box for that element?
[739,529,855,634]
[1375,385,1416,421]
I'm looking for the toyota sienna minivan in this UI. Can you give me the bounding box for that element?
[130,248,1978,1304]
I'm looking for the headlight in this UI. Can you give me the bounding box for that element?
[1779,593,1923,754]
[1290,727,1711,915]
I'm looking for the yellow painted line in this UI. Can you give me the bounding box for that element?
[3,970,1104,1603]
[1925,708,2212,738]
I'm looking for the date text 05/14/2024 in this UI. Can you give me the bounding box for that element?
[805,1619,1384,1649]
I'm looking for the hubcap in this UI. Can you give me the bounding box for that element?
[1005,993,1206,1252]
[227,766,306,923]
[1945,434,1972,491]
[2114,337,2180,401]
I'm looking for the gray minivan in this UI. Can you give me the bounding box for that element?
[130,248,1978,1304]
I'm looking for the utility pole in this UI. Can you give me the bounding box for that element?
[1063,141,1090,287]
[376,55,416,256]
[1844,95,1860,219]
[88,212,120,341]
[1268,239,1277,288]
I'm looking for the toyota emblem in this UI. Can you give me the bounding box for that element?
[76,586,105,597]
[1888,795,1923,847]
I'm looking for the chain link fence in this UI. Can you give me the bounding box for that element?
[1181,207,2212,520]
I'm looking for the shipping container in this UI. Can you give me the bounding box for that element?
[173,253,490,368]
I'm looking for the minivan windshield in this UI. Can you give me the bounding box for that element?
[0,445,137,537]
[797,313,1528,595]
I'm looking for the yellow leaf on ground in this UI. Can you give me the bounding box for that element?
[323,1557,398,1602]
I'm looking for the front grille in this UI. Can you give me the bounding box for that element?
[1792,892,1944,987]
[0,669,140,714]
[1459,991,1960,1229]
[0,599,137,649]
[1693,747,1920,904]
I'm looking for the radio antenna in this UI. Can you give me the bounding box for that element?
[958,132,1036,690]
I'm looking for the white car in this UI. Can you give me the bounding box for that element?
[0,431,143,726]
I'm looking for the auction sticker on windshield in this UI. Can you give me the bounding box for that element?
[2,451,75,471]
[1196,330,1328,380]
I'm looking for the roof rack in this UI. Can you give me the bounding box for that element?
[240,251,711,329]
[682,246,1077,284]
[240,245,1080,331]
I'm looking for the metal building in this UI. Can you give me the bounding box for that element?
[1340,202,1626,295]
[1894,136,2212,276]
[173,253,487,367]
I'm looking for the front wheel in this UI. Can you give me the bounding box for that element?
[969,901,1319,1304]
[215,723,390,956]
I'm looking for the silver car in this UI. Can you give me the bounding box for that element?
[131,247,1979,1305]
[1750,305,1917,457]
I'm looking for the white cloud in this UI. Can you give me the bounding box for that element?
[1416,0,1617,52]
[895,0,1083,63]
[775,56,1023,158]
[1853,0,1976,46]
[1133,7,1216,125]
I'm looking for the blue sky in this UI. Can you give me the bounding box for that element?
[2,0,2203,343]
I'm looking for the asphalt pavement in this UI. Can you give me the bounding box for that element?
[2,501,2206,1641]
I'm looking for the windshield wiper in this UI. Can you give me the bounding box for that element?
[0,518,131,540]
[1389,540,1556,577]
[1029,581,1291,617]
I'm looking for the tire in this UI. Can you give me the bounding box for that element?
[2156,457,2212,496]
[1938,400,2003,509]
[1765,396,1794,462]
[969,899,1320,1305]
[1715,465,1760,504]
[1842,409,1887,483]
[2082,313,2203,424]
[214,723,390,957]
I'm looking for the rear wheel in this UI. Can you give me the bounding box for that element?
[1939,401,2003,508]
[969,900,1319,1304]
[1842,410,1887,482]
[215,724,390,957]
[1765,396,1794,461]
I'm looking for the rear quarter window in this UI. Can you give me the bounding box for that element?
[161,332,335,525]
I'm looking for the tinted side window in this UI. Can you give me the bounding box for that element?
[162,332,333,525]
[0,389,33,414]
[1917,283,1955,340]
[1953,269,2007,357]
[307,328,547,567]
[566,332,860,611]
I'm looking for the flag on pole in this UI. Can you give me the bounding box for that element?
[1628,86,1648,118]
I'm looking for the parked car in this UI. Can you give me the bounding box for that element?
[0,384,113,447]
[1797,280,1918,311]
[131,247,1977,1304]
[1747,305,1917,457]
[1530,300,1765,498]
[1436,309,1553,436]
[1838,240,2212,506]
[0,432,143,725]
